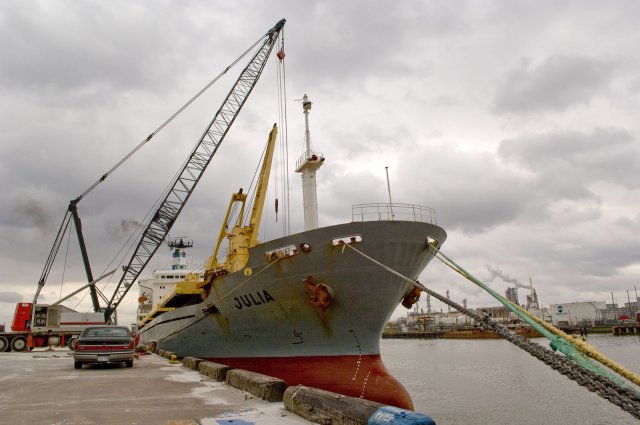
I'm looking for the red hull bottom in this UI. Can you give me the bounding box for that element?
[208,354,413,410]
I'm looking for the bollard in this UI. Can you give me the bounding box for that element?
[182,356,203,371]
[226,369,287,401]
[170,354,178,364]
[199,361,231,382]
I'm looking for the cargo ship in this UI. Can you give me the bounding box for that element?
[136,95,447,409]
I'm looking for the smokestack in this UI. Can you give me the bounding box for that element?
[446,290,451,313]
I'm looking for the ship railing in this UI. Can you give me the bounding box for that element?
[351,203,437,225]
[295,151,324,171]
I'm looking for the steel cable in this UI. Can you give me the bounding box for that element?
[76,33,268,202]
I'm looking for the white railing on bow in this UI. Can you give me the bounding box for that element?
[352,203,437,225]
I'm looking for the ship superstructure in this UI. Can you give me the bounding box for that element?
[136,239,203,326]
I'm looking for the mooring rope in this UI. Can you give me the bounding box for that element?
[433,247,640,388]
[340,242,640,420]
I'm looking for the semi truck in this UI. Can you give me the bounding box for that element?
[0,303,105,352]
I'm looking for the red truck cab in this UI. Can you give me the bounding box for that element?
[11,303,32,332]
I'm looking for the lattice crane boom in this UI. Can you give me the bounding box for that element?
[103,19,286,321]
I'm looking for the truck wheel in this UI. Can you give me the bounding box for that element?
[74,361,83,369]
[68,337,78,351]
[125,360,133,368]
[0,336,9,352]
[10,336,27,352]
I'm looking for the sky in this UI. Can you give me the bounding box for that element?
[1,0,640,327]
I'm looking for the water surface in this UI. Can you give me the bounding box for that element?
[381,334,640,424]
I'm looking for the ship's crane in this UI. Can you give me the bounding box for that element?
[35,19,286,323]
[207,124,279,275]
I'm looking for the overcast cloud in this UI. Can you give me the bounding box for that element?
[493,55,615,114]
[1,0,639,327]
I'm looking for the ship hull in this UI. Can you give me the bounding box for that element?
[210,354,411,408]
[138,220,446,408]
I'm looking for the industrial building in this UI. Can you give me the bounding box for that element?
[549,301,606,326]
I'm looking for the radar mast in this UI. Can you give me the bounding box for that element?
[295,94,325,230]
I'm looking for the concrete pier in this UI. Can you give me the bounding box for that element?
[612,323,640,335]
[0,349,311,425]
[0,348,435,424]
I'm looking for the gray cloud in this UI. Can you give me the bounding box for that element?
[493,55,615,114]
[0,2,218,99]
[498,127,639,196]
[1,0,640,329]
[396,144,528,233]
[10,196,52,236]
[0,291,23,303]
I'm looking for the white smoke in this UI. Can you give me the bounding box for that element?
[486,264,531,289]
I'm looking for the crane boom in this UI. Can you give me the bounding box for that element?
[103,19,286,321]
[207,124,278,274]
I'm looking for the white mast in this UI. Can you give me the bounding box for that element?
[295,94,324,231]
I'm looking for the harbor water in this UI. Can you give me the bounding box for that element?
[381,334,640,424]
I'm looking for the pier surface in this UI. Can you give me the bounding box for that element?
[0,349,311,425]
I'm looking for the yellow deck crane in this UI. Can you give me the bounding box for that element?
[207,124,279,275]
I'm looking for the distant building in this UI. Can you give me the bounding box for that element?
[629,297,640,307]
[622,297,640,316]
[598,297,640,322]
[550,301,605,325]
[505,287,519,306]
[526,289,539,311]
